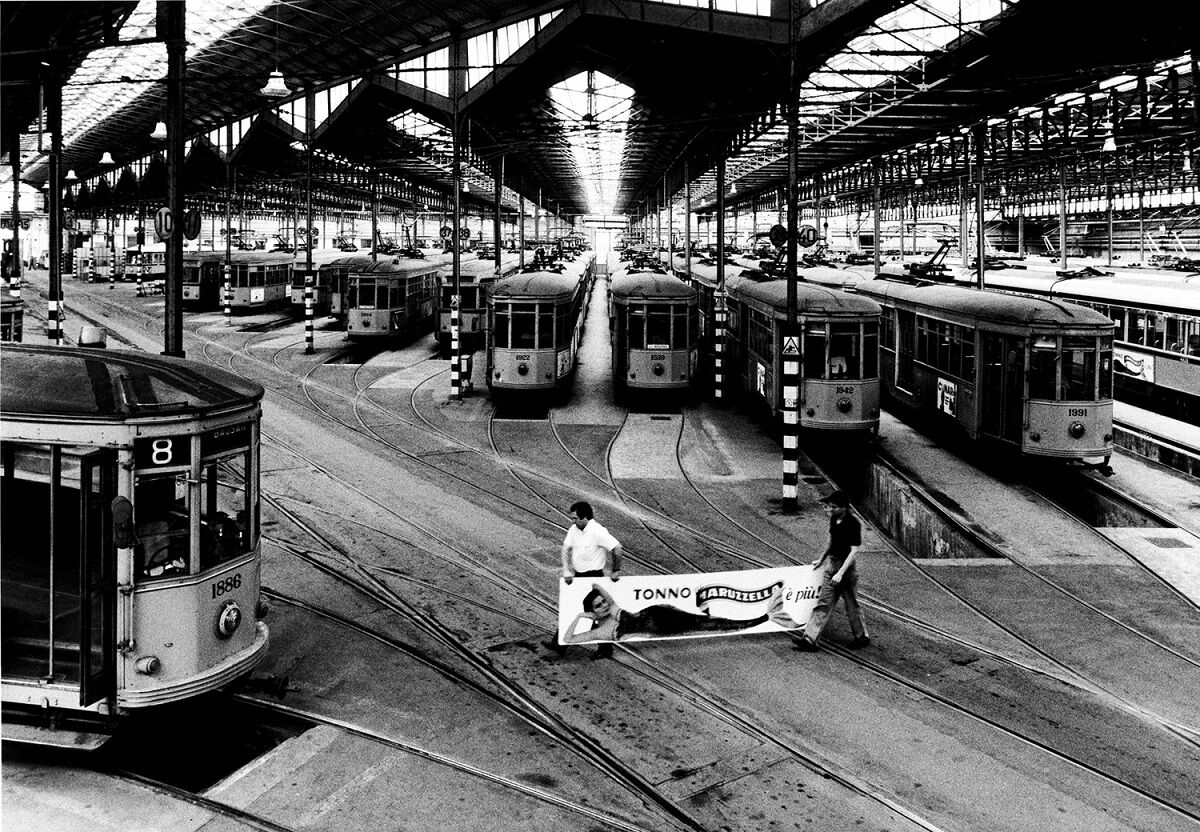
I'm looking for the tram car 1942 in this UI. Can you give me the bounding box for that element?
[486,260,593,395]
[723,276,883,432]
[853,277,1116,467]
[437,252,521,351]
[344,256,441,341]
[1,345,270,746]
[609,264,699,394]
[183,251,293,311]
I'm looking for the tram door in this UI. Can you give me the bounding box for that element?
[0,445,116,704]
[980,334,1024,443]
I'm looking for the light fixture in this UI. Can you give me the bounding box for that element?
[999,184,1008,196]
[260,69,290,98]
[1101,121,1116,152]
[99,151,116,166]
[150,121,168,140]
[462,181,471,193]
[828,194,837,204]
[914,176,924,187]
[64,169,79,182]
[1184,154,1193,173]
[729,182,738,195]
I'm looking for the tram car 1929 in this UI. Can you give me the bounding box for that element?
[853,277,1116,467]
[437,252,521,351]
[486,260,593,395]
[1,345,270,745]
[183,251,293,311]
[609,263,699,394]
[724,276,883,432]
[344,256,441,341]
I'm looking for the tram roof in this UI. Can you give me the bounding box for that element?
[965,271,1200,316]
[183,250,293,264]
[731,276,882,316]
[0,345,264,421]
[610,272,695,300]
[854,278,1117,328]
[489,270,585,300]
[348,256,441,276]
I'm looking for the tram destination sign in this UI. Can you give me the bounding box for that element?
[135,423,252,469]
[201,422,253,458]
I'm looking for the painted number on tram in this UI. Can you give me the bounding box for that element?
[134,435,191,469]
[1068,408,1088,417]
[211,573,242,599]
[836,386,854,394]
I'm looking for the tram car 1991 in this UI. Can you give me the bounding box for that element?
[344,256,441,341]
[183,251,293,310]
[724,276,883,432]
[486,261,593,394]
[437,252,521,350]
[609,264,699,393]
[853,277,1116,467]
[1,345,269,745]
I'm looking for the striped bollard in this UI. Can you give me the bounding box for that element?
[449,295,461,398]
[135,254,144,296]
[46,298,62,344]
[224,264,232,325]
[108,239,115,290]
[9,269,20,299]
[781,324,801,509]
[304,275,314,354]
[87,249,95,284]
[712,290,726,401]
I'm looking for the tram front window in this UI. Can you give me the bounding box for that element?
[830,324,861,380]
[1061,336,1098,400]
[647,308,671,349]
[135,473,189,579]
[200,451,252,571]
[511,306,535,348]
[1029,336,1058,400]
[628,307,645,349]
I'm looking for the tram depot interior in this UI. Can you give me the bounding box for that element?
[3,2,1200,832]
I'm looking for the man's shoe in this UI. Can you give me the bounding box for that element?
[592,644,613,660]
[849,636,871,650]
[541,638,566,655]
[792,637,818,652]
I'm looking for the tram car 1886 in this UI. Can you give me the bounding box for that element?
[1,345,269,746]
[344,256,441,341]
[183,251,293,311]
[854,277,1116,467]
[609,263,699,393]
[724,276,883,432]
[437,252,521,351]
[487,259,593,394]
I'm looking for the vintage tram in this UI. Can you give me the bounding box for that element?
[609,265,699,394]
[183,251,293,311]
[854,277,1116,466]
[437,252,521,351]
[289,249,366,314]
[723,276,883,432]
[486,261,593,395]
[344,256,441,341]
[322,254,379,320]
[1,345,269,746]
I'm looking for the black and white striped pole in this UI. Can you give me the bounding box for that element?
[781,323,801,505]
[713,157,726,402]
[108,224,115,290]
[449,294,462,396]
[136,253,144,296]
[783,0,801,511]
[224,263,232,325]
[304,274,314,354]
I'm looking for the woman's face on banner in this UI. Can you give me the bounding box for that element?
[591,592,613,619]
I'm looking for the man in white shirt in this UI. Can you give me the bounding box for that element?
[545,500,622,658]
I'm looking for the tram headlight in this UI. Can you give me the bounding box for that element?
[1068,421,1086,439]
[135,656,161,675]
[806,408,816,417]
[517,362,529,376]
[215,600,243,639]
[1103,432,1113,443]
[653,362,665,376]
[1030,431,1041,442]
[837,397,853,414]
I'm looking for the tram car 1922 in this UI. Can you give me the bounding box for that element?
[854,277,1116,467]
[724,276,883,432]
[486,261,593,395]
[437,252,521,351]
[1,345,269,746]
[344,256,441,341]
[183,251,293,311]
[609,264,699,393]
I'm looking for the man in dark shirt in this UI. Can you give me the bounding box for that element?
[795,491,870,651]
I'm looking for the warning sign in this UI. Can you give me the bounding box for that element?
[782,336,800,355]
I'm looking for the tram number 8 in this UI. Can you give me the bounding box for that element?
[212,573,242,599]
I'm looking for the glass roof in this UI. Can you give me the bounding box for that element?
[550,71,633,216]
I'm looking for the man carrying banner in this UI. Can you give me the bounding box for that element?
[544,500,622,659]
[794,491,870,651]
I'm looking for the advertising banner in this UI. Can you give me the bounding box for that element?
[555,565,823,645]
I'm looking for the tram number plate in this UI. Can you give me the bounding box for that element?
[135,435,191,469]
[836,386,854,394]
[514,354,531,360]
[650,354,666,361]
[211,573,242,599]
[1068,408,1088,417]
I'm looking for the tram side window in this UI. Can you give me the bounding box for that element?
[1028,336,1058,400]
[199,451,252,571]
[880,309,896,352]
[1100,337,1113,398]
[1061,336,1097,400]
[493,305,509,348]
[672,306,689,348]
[747,310,771,361]
[688,305,699,345]
[647,308,671,349]
[538,306,554,348]
[829,323,861,380]
[511,305,536,348]
[135,472,189,579]
[803,322,826,379]
[863,322,878,378]
[628,306,645,349]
